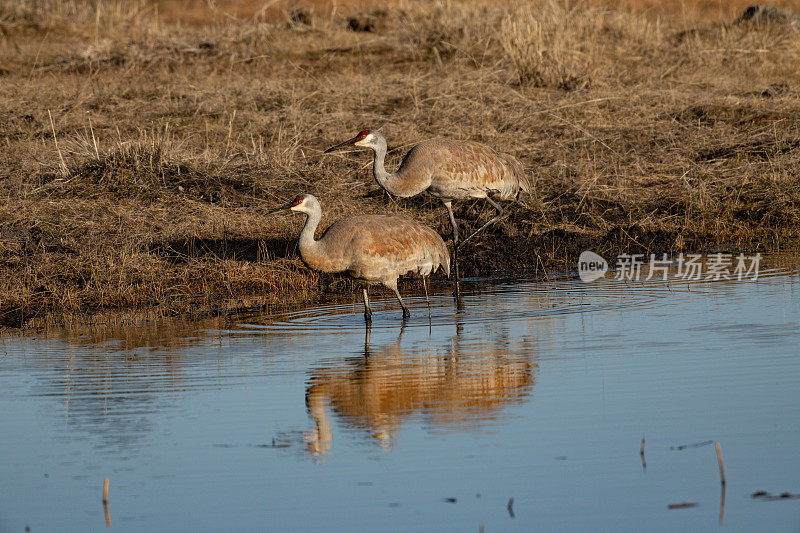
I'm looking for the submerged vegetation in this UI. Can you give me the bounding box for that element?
[1,0,799,327]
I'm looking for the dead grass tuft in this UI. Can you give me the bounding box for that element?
[499,1,599,88]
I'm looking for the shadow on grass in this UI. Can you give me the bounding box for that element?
[149,237,297,263]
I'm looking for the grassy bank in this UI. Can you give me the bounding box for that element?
[1,0,799,327]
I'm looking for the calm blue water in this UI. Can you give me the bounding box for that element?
[1,253,799,532]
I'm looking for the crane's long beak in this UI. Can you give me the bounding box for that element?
[323,134,360,153]
[267,203,292,215]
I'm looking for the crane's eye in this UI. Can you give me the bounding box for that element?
[291,195,303,206]
[357,130,370,140]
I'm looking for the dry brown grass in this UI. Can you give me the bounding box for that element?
[1,0,800,327]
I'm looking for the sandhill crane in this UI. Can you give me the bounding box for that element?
[269,194,449,322]
[324,130,531,280]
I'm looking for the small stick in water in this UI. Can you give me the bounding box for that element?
[507,497,515,518]
[667,502,698,510]
[102,478,111,527]
[422,275,432,322]
[640,434,647,470]
[715,442,726,486]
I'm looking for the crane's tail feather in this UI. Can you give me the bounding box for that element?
[420,226,450,278]
[498,152,532,197]
[441,243,451,277]
[517,171,534,196]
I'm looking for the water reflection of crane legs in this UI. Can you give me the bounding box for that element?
[363,321,407,358]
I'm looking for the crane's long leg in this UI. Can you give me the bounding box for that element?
[422,275,431,321]
[386,279,410,320]
[362,287,372,324]
[458,196,504,251]
[443,200,462,304]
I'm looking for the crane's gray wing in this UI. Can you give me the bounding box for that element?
[407,140,526,200]
[346,216,449,282]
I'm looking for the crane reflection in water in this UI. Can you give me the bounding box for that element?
[303,323,538,456]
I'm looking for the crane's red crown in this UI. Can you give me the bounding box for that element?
[356,130,370,140]
[291,195,304,206]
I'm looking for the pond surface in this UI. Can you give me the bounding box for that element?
[1,252,799,532]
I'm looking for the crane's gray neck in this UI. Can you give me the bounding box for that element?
[370,136,428,198]
[371,139,396,193]
[297,208,327,271]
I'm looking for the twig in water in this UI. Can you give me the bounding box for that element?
[668,502,698,510]
[507,497,515,518]
[102,477,111,527]
[715,441,726,486]
[752,490,800,501]
[640,433,647,470]
[670,439,713,451]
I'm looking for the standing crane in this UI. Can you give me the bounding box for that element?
[269,194,449,322]
[324,130,531,282]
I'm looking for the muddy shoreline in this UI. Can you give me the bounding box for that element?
[2,226,787,330]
